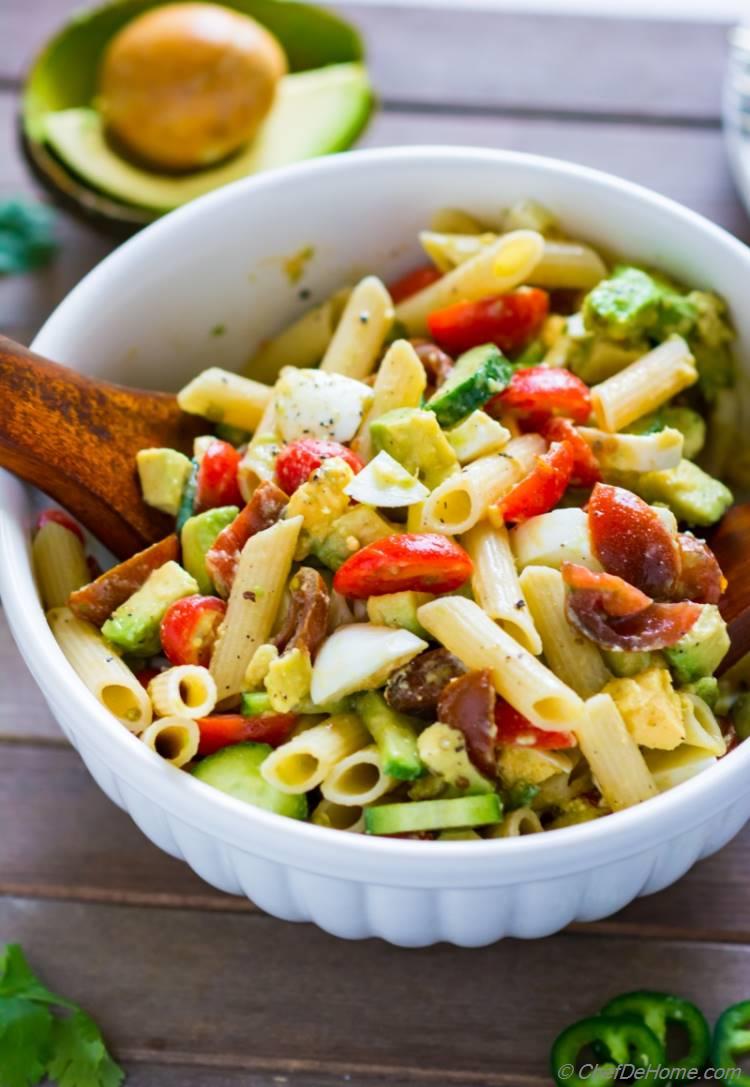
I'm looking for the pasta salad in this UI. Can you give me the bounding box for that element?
[37,200,747,839]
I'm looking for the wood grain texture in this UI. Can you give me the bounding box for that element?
[3,896,750,1083]
[0,1,729,120]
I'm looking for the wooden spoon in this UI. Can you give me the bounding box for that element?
[711,504,750,673]
[0,335,204,559]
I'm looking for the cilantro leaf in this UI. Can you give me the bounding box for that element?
[0,945,67,1007]
[0,200,58,276]
[0,998,52,1087]
[47,1011,124,1087]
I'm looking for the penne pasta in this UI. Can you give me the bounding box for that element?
[510,508,600,572]
[246,287,351,384]
[417,596,584,731]
[261,713,370,794]
[576,694,658,811]
[238,396,281,501]
[352,339,427,460]
[320,276,394,379]
[395,230,545,334]
[321,744,398,806]
[422,434,545,535]
[590,336,698,432]
[487,807,544,838]
[209,516,302,701]
[577,426,684,473]
[177,367,272,431]
[645,745,718,792]
[47,606,152,733]
[310,797,365,832]
[679,693,727,757]
[140,716,200,767]
[148,665,217,719]
[519,565,612,698]
[462,521,542,655]
[33,520,90,609]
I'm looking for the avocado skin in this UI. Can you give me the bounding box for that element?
[663,604,730,685]
[102,560,199,656]
[181,506,238,594]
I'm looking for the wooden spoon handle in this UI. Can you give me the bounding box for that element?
[0,335,202,558]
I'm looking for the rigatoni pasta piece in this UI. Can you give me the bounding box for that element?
[320,276,394,379]
[209,516,302,701]
[590,336,697,432]
[177,367,272,431]
[47,607,152,733]
[33,520,90,609]
[417,596,583,731]
[352,339,427,460]
[519,565,611,698]
[463,521,542,655]
[148,665,217,719]
[321,744,398,806]
[577,426,684,473]
[395,230,545,335]
[140,716,200,768]
[421,434,545,535]
[261,713,370,794]
[510,508,600,571]
[576,693,658,811]
[246,287,351,384]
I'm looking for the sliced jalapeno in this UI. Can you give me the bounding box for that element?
[550,1014,665,1087]
[601,990,710,1072]
[711,999,750,1087]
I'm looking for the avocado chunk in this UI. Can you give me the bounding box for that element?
[689,290,735,401]
[370,407,459,489]
[366,591,434,638]
[102,560,198,656]
[630,459,733,527]
[604,667,685,750]
[136,447,192,516]
[42,64,372,213]
[312,504,395,571]
[601,649,655,679]
[417,723,495,795]
[181,506,238,595]
[192,742,307,818]
[682,675,719,710]
[582,266,696,342]
[663,604,730,684]
[626,407,706,460]
[424,343,513,427]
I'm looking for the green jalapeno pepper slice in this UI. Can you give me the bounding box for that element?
[550,1014,665,1087]
[711,999,750,1086]
[601,990,710,1072]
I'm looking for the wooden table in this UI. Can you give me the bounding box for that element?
[2,5,750,1084]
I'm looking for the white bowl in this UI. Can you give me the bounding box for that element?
[3,147,750,948]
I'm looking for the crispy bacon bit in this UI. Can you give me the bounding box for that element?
[673,533,725,605]
[384,648,466,718]
[68,534,179,626]
[437,669,497,776]
[271,567,330,659]
[588,483,681,599]
[409,339,455,396]
[562,562,701,651]
[205,481,287,597]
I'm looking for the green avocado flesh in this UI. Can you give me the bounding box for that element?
[42,63,372,213]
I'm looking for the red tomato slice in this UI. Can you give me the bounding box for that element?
[160,594,226,667]
[498,441,574,523]
[389,265,442,304]
[489,366,592,424]
[495,700,576,750]
[275,438,363,496]
[588,483,681,599]
[542,417,601,487]
[333,533,473,598]
[427,288,548,356]
[36,508,84,544]
[195,440,243,511]
[196,714,297,756]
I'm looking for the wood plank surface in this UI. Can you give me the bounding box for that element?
[4,896,750,1084]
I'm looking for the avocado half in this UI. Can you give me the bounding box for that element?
[22,0,373,232]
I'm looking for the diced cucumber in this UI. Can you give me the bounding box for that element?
[192,742,308,819]
[354,691,423,781]
[240,692,273,716]
[425,343,513,427]
[175,457,199,534]
[364,793,502,834]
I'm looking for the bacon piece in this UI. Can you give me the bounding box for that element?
[437,669,497,777]
[562,562,701,651]
[673,533,725,605]
[384,648,466,718]
[272,567,330,660]
[588,483,681,599]
[205,481,287,597]
[68,535,179,626]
